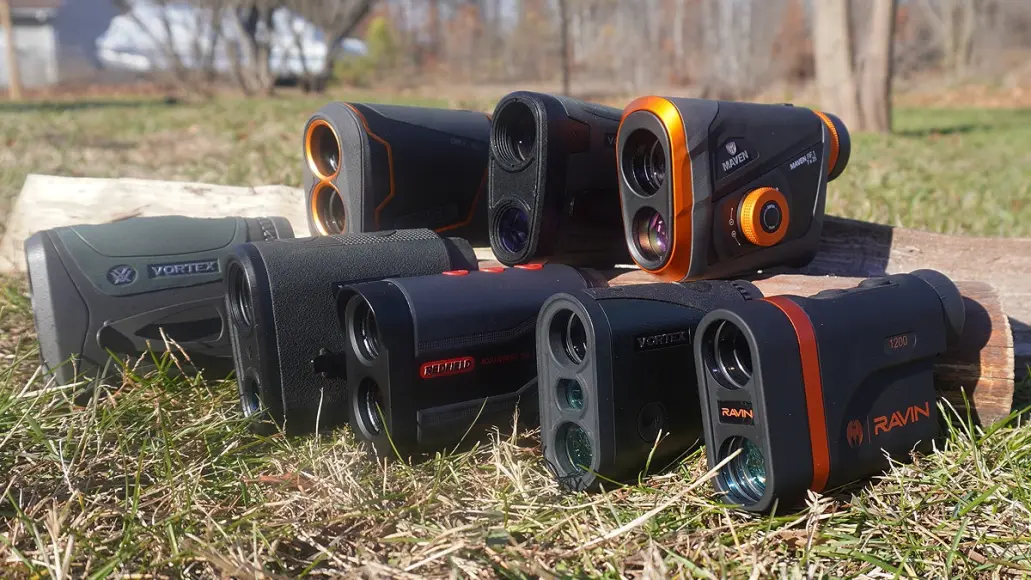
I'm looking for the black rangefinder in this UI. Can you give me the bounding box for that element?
[225,229,479,434]
[536,280,762,491]
[617,97,851,281]
[694,270,965,513]
[488,91,629,266]
[303,102,491,244]
[339,264,604,460]
[25,216,294,387]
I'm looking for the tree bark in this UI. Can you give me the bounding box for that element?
[812,0,861,130]
[859,0,897,133]
[0,0,22,99]
[558,0,571,95]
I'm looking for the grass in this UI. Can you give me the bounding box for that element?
[1,92,1031,577]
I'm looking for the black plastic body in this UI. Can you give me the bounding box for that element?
[488,92,628,266]
[694,270,965,513]
[25,216,294,389]
[536,280,762,491]
[617,98,849,281]
[340,264,601,460]
[303,102,491,244]
[225,229,479,435]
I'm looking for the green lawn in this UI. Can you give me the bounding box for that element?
[0,96,1030,577]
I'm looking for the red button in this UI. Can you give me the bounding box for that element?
[515,263,544,270]
[482,267,505,273]
[442,269,469,276]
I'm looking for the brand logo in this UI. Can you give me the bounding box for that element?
[107,264,137,286]
[147,259,220,278]
[789,149,819,170]
[718,401,755,425]
[846,419,864,448]
[873,402,931,436]
[635,329,690,351]
[725,141,738,155]
[721,149,750,173]
[420,356,475,379]
[605,133,618,148]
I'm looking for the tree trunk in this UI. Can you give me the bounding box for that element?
[0,0,22,99]
[812,0,861,130]
[859,0,897,133]
[558,0,571,95]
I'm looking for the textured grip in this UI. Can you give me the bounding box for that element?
[582,280,762,311]
[327,229,442,246]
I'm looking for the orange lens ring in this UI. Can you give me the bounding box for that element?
[812,111,840,177]
[304,118,342,181]
[618,96,693,281]
[739,187,790,247]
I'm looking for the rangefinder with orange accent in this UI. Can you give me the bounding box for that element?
[694,270,964,512]
[535,279,762,492]
[488,91,629,266]
[338,264,604,460]
[303,102,491,244]
[616,97,851,281]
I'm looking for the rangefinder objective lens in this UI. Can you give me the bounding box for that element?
[712,320,752,389]
[564,313,588,364]
[353,298,380,361]
[719,437,767,505]
[557,378,585,410]
[624,130,665,195]
[313,182,347,235]
[559,423,593,473]
[496,207,530,254]
[306,119,341,180]
[358,378,385,435]
[494,101,536,165]
[632,208,669,262]
[241,377,261,416]
[227,264,253,329]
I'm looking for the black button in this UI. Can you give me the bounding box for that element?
[858,278,894,289]
[760,201,782,233]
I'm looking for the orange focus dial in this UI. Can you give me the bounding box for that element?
[739,187,789,247]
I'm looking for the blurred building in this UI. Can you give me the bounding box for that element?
[0,0,120,88]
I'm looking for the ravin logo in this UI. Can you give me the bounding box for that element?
[147,259,220,278]
[420,356,475,379]
[107,264,137,286]
[634,329,690,351]
[718,401,755,425]
[873,401,931,436]
[846,419,865,448]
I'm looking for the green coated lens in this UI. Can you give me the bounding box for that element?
[558,379,585,411]
[718,437,767,505]
[562,423,593,472]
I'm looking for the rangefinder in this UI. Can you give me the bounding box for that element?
[694,270,965,513]
[303,102,491,244]
[25,215,294,388]
[339,264,604,460]
[488,91,629,266]
[617,97,851,281]
[536,280,762,491]
[225,229,479,434]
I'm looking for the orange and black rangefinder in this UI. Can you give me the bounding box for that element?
[303,103,492,244]
[616,97,850,281]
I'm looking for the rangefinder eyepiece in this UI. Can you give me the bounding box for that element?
[225,229,478,434]
[488,92,629,267]
[303,102,491,244]
[341,264,603,460]
[25,215,294,393]
[537,280,762,491]
[695,271,964,512]
[617,97,851,281]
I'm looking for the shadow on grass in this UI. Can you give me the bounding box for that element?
[0,97,181,114]
[895,124,996,138]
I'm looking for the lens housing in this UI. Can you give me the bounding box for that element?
[227,262,254,329]
[557,422,593,474]
[632,207,670,262]
[311,181,347,235]
[622,129,666,196]
[495,206,530,255]
[357,378,385,436]
[717,436,767,505]
[351,297,380,363]
[703,320,753,390]
[492,101,537,168]
[548,309,589,367]
[305,118,341,180]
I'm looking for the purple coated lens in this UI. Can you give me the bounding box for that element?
[648,212,668,255]
[633,208,669,261]
[497,207,530,254]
